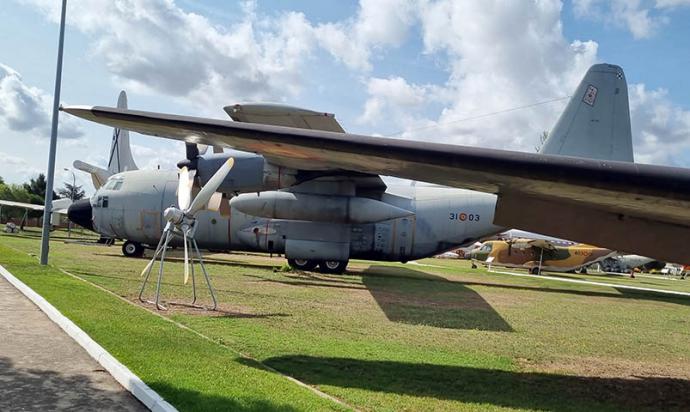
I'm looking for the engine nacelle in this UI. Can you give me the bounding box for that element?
[230,191,414,224]
[196,151,296,194]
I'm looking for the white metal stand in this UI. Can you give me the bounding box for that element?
[138,224,217,311]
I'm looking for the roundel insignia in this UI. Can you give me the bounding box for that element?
[459,213,467,221]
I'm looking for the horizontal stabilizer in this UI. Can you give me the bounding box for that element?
[73,160,110,189]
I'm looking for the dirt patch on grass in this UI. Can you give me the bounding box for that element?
[130,296,268,318]
[519,355,690,379]
[518,356,690,410]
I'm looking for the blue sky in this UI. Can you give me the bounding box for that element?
[1,0,689,191]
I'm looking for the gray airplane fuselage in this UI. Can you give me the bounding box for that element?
[88,170,501,261]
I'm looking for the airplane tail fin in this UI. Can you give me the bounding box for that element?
[107,90,138,174]
[540,64,633,162]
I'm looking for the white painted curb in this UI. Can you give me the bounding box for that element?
[0,265,177,412]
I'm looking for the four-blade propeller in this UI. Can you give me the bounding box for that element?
[138,156,234,310]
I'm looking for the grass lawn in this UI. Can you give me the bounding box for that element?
[1,231,690,411]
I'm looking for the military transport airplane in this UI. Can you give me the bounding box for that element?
[64,64,670,272]
[470,238,616,275]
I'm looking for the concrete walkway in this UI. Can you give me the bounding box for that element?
[0,276,146,411]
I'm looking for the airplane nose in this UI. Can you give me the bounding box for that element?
[67,199,94,231]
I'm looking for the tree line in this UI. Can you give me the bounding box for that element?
[0,174,85,220]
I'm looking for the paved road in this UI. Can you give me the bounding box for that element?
[0,276,147,411]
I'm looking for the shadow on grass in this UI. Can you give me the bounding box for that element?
[459,278,690,307]
[255,355,690,412]
[0,357,144,411]
[361,265,513,331]
[149,380,303,412]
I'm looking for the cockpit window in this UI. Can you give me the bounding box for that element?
[480,243,493,252]
[103,179,124,191]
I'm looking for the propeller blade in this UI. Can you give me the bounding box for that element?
[206,192,223,212]
[177,167,196,210]
[187,158,234,215]
[183,231,189,284]
[141,258,155,277]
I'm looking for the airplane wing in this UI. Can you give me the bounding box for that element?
[525,239,557,251]
[0,199,71,214]
[61,105,690,263]
[0,199,45,211]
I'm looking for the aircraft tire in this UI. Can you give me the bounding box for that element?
[529,267,540,275]
[287,258,318,271]
[319,260,348,274]
[122,240,144,258]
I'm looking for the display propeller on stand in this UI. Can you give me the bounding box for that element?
[138,156,234,310]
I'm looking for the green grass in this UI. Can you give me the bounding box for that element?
[0,240,344,411]
[2,231,690,411]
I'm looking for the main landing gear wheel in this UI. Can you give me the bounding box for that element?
[529,267,540,275]
[319,260,348,274]
[122,240,145,258]
[288,258,318,271]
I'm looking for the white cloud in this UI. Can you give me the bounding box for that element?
[359,76,446,129]
[130,141,184,171]
[629,84,690,165]
[356,0,690,166]
[368,0,599,151]
[655,0,690,8]
[19,0,321,112]
[15,0,690,169]
[314,0,416,71]
[0,151,42,177]
[573,0,690,39]
[0,63,83,139]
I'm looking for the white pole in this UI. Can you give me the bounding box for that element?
[40,0,67,265]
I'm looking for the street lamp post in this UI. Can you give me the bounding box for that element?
[39,0,67,265]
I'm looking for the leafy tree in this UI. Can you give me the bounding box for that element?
[58,182,85,201]
[0,176,4,185]
[23,173,59,203]
[0,181,37,221]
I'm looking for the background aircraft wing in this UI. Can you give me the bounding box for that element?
[525,239,557,251]
[0,199,45,211]
[61,105,690,263]
[0,199,72,214]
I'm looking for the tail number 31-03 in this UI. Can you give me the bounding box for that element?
[449,212,480,222]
